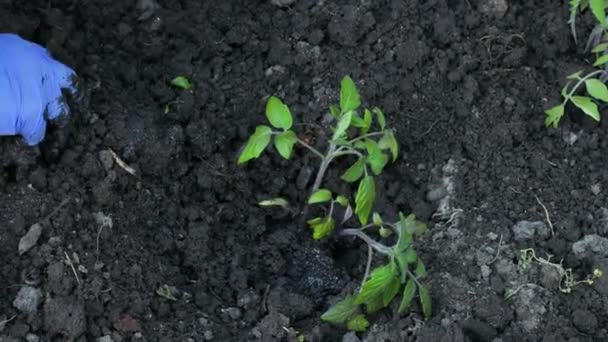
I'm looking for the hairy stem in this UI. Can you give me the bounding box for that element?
[565,70,605,102]
[296,138,325,159]
[311,144,337,192]
[340,228,393,255]
[360,245,373,292]
[346,131,385,145]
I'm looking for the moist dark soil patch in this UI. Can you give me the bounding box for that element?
[3,0,608,341]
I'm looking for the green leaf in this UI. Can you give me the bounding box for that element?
[590,0,606,27]
[335,195,349,207]
[361,109,372,134]
[258,198,289,208]
[419,285,432,320]
[321,295,359,324]
[586,79,608,102]
[544,105,565,128]
[342,158,366,183]
[383,275,401,306]
[395,253,410,281]
[592,43,608,53]
[571,96,601,121]
[355,176,376,225]
[351,114,367,128]
[365,140,388,175]
[170,76,192,90]
[355,264,395,305]
[266,96,293,130]
[378,130,399,162]
[566,71,583,80]
[346,315,369,332]
[396,213,416,252]
[398,279,417,314]
[329,105,341,120]
[274,130,297,159]
[340,76,361,112]
[379,226,392,238]
[307,217,335,240]
[333,111,353,140]
[373,107,386,130]
[594,54,608,66]
[404,248,417,264]
[238,125,273,164]
[415,259,427,278]
[309,189,333,204]
[372,212,383,226]
[364,295,385,313]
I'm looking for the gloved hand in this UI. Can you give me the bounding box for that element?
[0,33,77,146]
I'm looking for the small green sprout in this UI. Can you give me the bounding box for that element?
[239,76,430,329]
[170,76,192,90]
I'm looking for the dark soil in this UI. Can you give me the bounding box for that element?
[2,0,608,341]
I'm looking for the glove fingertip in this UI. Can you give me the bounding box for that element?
[21,119,46,146]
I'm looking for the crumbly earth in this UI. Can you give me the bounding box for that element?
[2,0,608,341]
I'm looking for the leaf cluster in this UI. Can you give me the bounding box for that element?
[321,214,431,330]
[548,0,608,127]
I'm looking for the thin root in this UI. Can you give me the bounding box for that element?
[534,195,554,236]
[64,251,81,286]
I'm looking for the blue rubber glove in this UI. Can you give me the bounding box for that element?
[0,33,77,146]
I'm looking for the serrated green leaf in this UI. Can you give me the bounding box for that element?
[309,189,333,204]
[340,76,361,112]
[590,0,606,27]
[419,285,432,320]
[274,130,297,159]
[266,96,293,130]
[329,105,341,119]
[308,217,335,240]
[566,71,583,80]
[378,130,399,162]
[594,54,608,66]
[373,107,386,130]
[346,314,369,332]
[321,295,359,324]
[398,279,417,314]
[355,176,376,225]
[356,264,395,305]
[258,198,289,208]
[586,78,608,102]
[333,111,353,140]
[415,259,427,278]
[383,275,401,306]
[365,140,388,175]
[170,76,192,90]
[544,105,565,128]
[336,195,349,207]
[238,125,273,164]
[372,212,383,226]
[571,96,601,121]
[342,158,366,183]
[592,43,608,53]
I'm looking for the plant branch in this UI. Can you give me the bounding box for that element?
[565,70,605,102]
[346,131,385,145]
[340,228,393,255]
[296,138,325,159]
[360,245,373,292]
